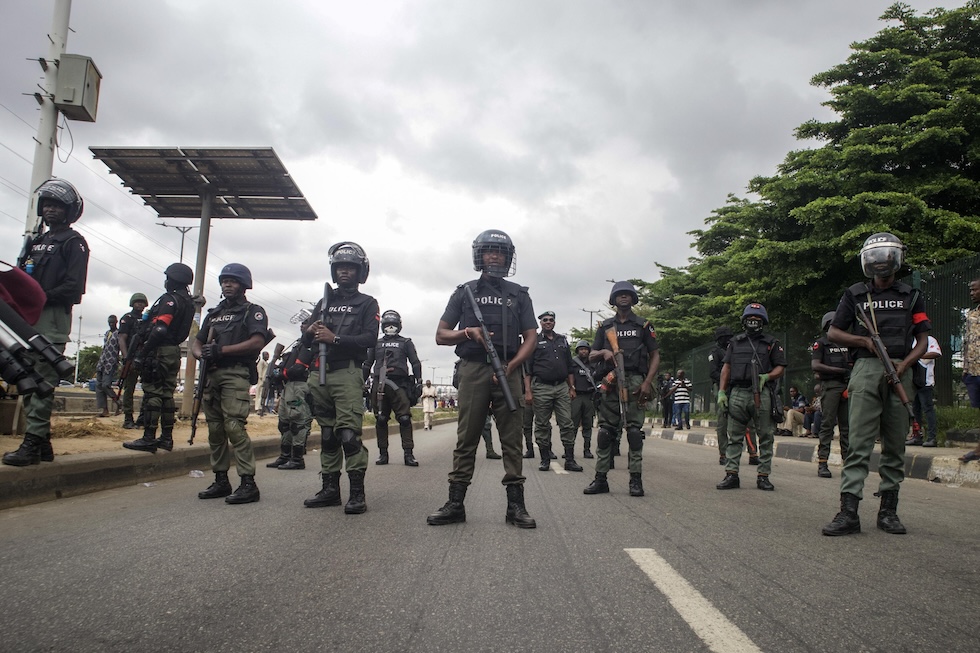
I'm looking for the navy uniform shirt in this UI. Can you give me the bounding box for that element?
[528,331,573,384]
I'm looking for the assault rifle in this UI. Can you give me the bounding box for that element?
[188,327,214,445]
[0,297,73,397]
[373,349,390,418]
[462,284,517,411]
[855,302,916,420]
[317,282,333,386]
[746,356,761,456]
[605,325,630,423]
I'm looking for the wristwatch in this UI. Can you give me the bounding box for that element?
[334,336,341,346]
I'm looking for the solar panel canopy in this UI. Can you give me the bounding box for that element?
[89,146,317,220]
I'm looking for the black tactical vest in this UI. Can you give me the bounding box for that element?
[455,279,525,361]
[728,333,778,384]
[374,336,412,378]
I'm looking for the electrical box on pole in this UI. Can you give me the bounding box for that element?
[54,54,101,122]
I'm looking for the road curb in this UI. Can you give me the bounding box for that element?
[648,422,980,489]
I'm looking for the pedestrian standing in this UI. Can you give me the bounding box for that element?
[421,380,437,430]
[95,315,120,418]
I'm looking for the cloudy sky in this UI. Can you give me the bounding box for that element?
[0,0,957,383]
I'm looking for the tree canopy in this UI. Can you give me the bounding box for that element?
[637,2,980,357]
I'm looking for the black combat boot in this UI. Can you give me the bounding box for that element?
[583,473,609,494]
[564,445,583,472]
[538,447,551,471]
[345,470,367,514]
[225,475,260,504]
[123,429,159,453]
[304,472,342,507]
[375,449,389,465]
[583,439,593,459]
[822,492,861,536]
[278,445,306,470]
[2,435,43,467]
[628,473,644,497]
[403,449,419,467]
[198,471,233,499]
[756,475,774,491]
[817,462,832,478]
[266,444,290,468]
[485,446,502,459]
[427,482,467,525]
[39,439,54,462]
[875,490,907,534]
[122,413,136,429]
[505,484,537,528]
[716,472,740,490]
[155,430,174,452]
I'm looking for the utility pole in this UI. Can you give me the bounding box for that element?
[157,222,198,263]
[580,308,601,337]
[73,313,82,384]
[25,0,72,232]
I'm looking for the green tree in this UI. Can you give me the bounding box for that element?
[644,2,980,351]
[76,345,102,382]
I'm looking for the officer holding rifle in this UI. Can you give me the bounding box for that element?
[822,233,930,537]
[426,229,538,529]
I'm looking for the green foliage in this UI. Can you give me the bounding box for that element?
[76,345,102,382]
[639,2,980,355]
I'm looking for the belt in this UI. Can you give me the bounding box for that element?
[730,381,752,388]
[534,378,565,386]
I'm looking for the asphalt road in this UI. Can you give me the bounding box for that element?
[1,421,977,653]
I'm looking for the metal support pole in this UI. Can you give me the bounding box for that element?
[179,188,213,419]
[25,0,72,233]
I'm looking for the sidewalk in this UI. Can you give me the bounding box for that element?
[649,418,980,490]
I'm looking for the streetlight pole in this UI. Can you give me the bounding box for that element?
[73,314,82,384]
[157,222,198,263]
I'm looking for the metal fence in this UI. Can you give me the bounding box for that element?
[675,253,980,412]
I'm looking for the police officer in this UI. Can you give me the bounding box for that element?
[118,292,149,429]
[822,233,930,536]
[570,340,598,459]
[301,242,379,515]
[716,303,786,491]
[811,311,852,478]
[708,326,733,465]
[3,179,89,467]
[427,229,538,528]
[193,263,271,505]
[527,311,581,472]
[364,309,423,466]
[122,263,195,453]
[269,330,314,471]
[521,365,536,459]
[584,281,660,497]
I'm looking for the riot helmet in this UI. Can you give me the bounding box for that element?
[741,302,768,335]
[860,232,905,279]
[329,242,370,284]
[472,229,516,277]
[381,309,402,336]
[129,292,148,307]
[821,311,836,332]
[714,325,733,344]
[219,263,253,289]
[36,178,84,224]
[608,280,639,306]
[165,262,193,286]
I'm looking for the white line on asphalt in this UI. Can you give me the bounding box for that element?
[625,548,762,653]
[552,468,569,475]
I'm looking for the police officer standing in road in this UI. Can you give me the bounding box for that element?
[527,311,581,472]
[822,233,930,536]
[427,229,538,528]
[122,263,195,454]
[570,340,597,459]
[364,309,423,467]
[3,179,89,467]
[811,311,852,478]
[268,328,314,471]
[193,263,271,505]
[709,326,733,465]
[716,302,786,491]
[118,292,149,429]
[301,242,379,515]
[583,281,660,498]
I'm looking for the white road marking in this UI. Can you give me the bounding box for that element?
[552,468,569,475]
[625,548,763,653]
